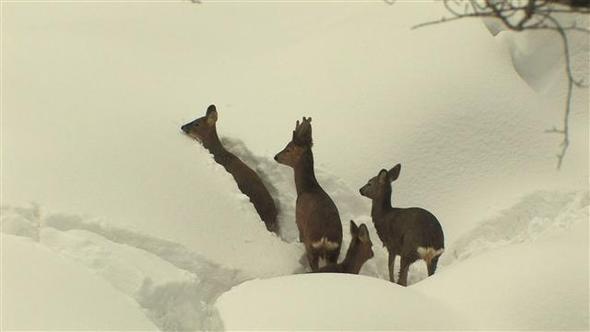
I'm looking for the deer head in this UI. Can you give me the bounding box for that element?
[359,164,401,200]
[181,104,219,144]
[345,220,374,272]
[274,117,313,167]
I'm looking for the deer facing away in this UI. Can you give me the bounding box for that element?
[359,164,444,286]
[315,220,374,274]
[181,104,278,233]
[274,117,343,271]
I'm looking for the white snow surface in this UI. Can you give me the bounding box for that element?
[1,234,159,331]
[218,191,589,330]
[217,273,463,331]
[1,1,588,331]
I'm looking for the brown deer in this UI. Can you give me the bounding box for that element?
[274,117,342,271]
[315,220,374,274]
[181,104,278,233]
[359,164,444,286]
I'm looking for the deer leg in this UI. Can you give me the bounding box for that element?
[398,256,411,287]
[326,248,340,265]
[427,255,439,276]
[307,250,320,272]
[388,253,396,283]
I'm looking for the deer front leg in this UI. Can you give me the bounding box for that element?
[388,253,396,283]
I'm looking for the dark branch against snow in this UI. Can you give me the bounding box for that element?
[410,0,589,169]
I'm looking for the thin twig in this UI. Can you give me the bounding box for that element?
[412,0,588,169]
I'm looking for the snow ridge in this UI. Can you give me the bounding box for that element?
[445,190,589,264]
[1,205,246,331]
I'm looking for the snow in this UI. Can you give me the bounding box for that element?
[416,219,589,330]
[1,205,245,330]
[1,234,158,331]
[1,1,588,331]
[216,273,463,331]
[217,190,589,330]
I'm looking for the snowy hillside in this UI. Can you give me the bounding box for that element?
[2,1,588,331]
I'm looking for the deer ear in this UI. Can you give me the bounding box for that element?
[378,169,389,184]
[206,105,218,126]
[350,220,359,236]
[358,224,370,242]
[388,164,401,182]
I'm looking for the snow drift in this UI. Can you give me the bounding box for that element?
[216,190,589,330]
[1,234,158,331]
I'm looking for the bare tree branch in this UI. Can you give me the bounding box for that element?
[410,0,589,169]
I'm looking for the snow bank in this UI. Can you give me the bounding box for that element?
[445,190,589,264]
[1,205,246,330]
[1,234,158,331]
[216,273,462,331]
[415,218,589,330]
[216,190,589,330]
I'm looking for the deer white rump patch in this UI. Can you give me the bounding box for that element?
[417,247,444,263]
[311,237,340,251]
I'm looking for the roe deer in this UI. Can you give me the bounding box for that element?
[315,220,374,274]
[181,104,278,233]
[359,164,444,286]
[274,117,342,271]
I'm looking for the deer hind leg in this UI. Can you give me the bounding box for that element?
[398,255,415,287]
[307,250,320,272]
[326,248,340,265]
[427,255,439,276]
[388,253,396,283]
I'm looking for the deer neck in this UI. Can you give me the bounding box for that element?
[371,188,393,222]
[293,148,320,195]
[340,244,365,274]
[202,129,234,167]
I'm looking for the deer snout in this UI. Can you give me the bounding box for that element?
[273,154,279,162]
[181,123,190,133]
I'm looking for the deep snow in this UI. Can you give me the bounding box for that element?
[1,234,159,331]
[217,190,589,330]
[1,1,588,331]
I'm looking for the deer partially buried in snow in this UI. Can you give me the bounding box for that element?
[181,104,278,233]
[359,164,444,286]
[315,220,374,274]
[274,117,343,271]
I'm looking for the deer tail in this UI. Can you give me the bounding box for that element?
[417,246,444,265]
[311,237,340,251]
[311,237,340,268]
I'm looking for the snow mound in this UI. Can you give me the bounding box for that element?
[1,205,248,331]
[1,234,158,331]
[216,191,589,330]
[415,217,589,330]
[216,273,462,331]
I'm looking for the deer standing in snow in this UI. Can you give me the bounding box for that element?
[181,104,278,233]
[315,220,374,274]
[274,117,342,271]
[359,164,444,286]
